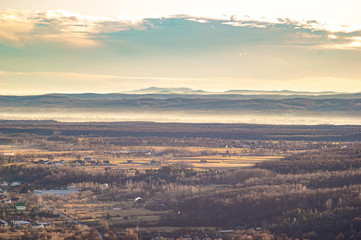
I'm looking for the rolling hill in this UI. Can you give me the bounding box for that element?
[1,89,361,123]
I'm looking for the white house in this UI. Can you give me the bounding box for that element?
[12,220,30,226]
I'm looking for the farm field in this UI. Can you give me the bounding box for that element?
[169,155,284,169]
[0,144,285,170]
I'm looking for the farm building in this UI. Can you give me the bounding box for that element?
[15,202,26,211]
[12,220,30,226]
[0,219,8,228]
[34,189,79,196]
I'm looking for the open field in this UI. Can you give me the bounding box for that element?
[0,143,286,170]
[0,150,284,171]
[170,155,284,169]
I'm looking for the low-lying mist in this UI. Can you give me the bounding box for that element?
[1,109,360,125]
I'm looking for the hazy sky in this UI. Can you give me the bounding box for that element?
[1,0,361,94]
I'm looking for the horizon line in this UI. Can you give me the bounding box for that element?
[0,88,360,96]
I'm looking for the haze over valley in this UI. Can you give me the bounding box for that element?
[1,88,361,124]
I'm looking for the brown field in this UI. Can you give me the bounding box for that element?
[63,154,284,171]
[170,155,283,169]
[1,145,285,171]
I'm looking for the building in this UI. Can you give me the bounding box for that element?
[11,181,21,186]
[134,197,143,203]
[0,194,7,200]
[12,220,30,226]
[150,160,161,165]
[34,189,78,196]
[33,223,45,229]
[0,219,8,228]
[37,222,51,227]
[2,152,14,156]
[0,182,8,187]
[15,202,26,211]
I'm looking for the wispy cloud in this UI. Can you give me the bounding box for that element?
[1,9,361,51]
[157,15,361,50]
[319,36,361,50]
[2,9,361,50]
[0,9,145,47]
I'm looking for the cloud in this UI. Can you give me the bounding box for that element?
[0,9,145,47]
[0,10,34,46]
[319,36,361,50]
[1,9,361,51]
[168,15,361,50]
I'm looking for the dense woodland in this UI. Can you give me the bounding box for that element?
[1,120,361,141]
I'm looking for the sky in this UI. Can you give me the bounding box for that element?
[1,0,361,94]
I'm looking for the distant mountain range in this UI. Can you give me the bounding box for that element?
[126,87,345,95]
[1,90,361,117]
[127,87,206,94]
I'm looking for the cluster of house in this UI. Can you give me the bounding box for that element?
[125,159,161,166]
[0,182,27,210]
[0,187,11,204]
[0,190,52,229]
[0,197,34,228]
[32,157,112,166]
[31,156,163,168]
[0,182,22,204]
[0,218,51,229]
[149,160,161,165]
[0,181,55,230]
[32,159,65,166]
[1,181,22,187]
[71,157,110,166]
[0,195,25,211]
